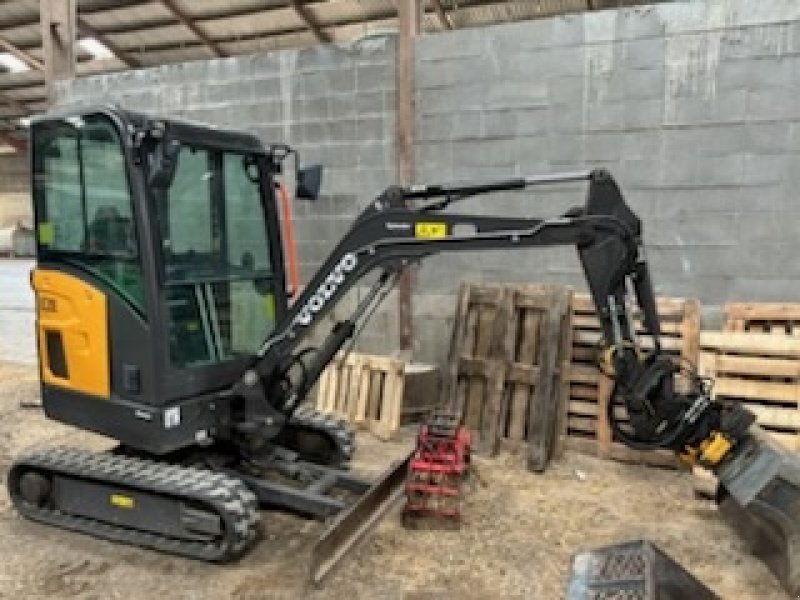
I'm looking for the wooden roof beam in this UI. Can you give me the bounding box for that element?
[0,36,44,71]
[429,0,453,30]
[289,0,332,44]
[159,0,226,57]
[77,17,141,68]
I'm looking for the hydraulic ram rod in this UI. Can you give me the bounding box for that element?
[400,170,592,200]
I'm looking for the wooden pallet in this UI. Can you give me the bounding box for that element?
[724,302,800,335]
[444,282,571,471]
[698,332,800,450]
[692,329,800,496]
[562,293,701,467]
[315,352,405,441]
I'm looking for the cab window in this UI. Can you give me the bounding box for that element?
[156,145,279,367]
[32,114,146,314]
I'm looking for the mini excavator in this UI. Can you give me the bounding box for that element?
[9,106,800,594]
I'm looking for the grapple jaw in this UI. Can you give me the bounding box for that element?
[716,427,800,596]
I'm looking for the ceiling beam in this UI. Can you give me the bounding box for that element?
[429,0,453,30]
[0,36,44,71]
[289,0,332,44]
[77,17,141,68]
[159,0,226,57]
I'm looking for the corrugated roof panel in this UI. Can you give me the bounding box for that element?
[110,23,199,49]
[200,6,306,38]
[0,0,37,26]
[0,70,43,92]
[307,0,398,27]
[452,0,588,27]
[78,0,150,13]
[0,22,42,49]
[173,0,288,20]
[79,2,174,32]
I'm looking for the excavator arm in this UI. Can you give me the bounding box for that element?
[234,167,800,595]
[237,169,742,461]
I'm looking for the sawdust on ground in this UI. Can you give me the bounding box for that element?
[0,362,787,600]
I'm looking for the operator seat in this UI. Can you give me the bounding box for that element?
[88,206,132,255]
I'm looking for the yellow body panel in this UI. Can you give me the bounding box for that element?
[32,268,110,399]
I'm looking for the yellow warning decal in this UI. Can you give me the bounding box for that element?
[38,222,54,245]
[110,494,135,509]
[414,222,447,239]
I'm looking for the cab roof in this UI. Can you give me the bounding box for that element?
[32,104,268,156]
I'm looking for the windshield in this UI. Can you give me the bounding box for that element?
[159,146,271,283]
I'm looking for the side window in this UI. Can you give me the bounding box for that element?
[41,136,82,251]
[224,154,271,272]
[164,147,213,271]
[83,127,137,255]
[33,114,146,313]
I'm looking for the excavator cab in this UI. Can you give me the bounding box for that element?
[30,107,292,453]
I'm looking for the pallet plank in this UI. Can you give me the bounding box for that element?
[508,310,540,441]
[700,332,800,357]
[528,287,570,472]
[724,302,800,324]
[713,377,798,404]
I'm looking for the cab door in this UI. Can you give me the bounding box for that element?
[152,143,286,401]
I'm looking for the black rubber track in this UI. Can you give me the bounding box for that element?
[282,405,356,465]
[8,446,259,561]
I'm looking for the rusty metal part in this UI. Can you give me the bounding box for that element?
[309,448,414,586]
[565,540,718,600]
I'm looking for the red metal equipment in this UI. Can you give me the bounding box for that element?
[403,410,471,527]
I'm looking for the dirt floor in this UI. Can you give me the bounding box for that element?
[0,361,788,600]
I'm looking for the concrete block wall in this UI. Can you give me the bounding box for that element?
[412,0,800,365]
[0,153,31,228]
[52,0,800,368]
[55,38,399,354]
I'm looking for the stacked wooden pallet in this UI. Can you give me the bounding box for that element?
[444,282,571,471]
[698,331,800,450]
[562,294,701,467]
[724,302,800,335]
[315,352,406,441]
[691,303,800,497]
[696,302,800,450]
[315,351,440,440]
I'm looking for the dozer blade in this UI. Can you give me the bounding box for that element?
[716,427,800,596]
[565,540,718,600]
[309,448,413,586]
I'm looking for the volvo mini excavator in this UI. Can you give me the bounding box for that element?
[9,106,800,594]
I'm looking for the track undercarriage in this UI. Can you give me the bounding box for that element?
[8,408,409,582]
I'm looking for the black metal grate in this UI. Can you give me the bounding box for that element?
[591,549,647,582]
[566,540,719,600]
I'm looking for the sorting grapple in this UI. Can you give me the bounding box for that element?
[402,410,471,528]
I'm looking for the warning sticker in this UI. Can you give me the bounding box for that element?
[414,222,447,239]
[110,493,135,509]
